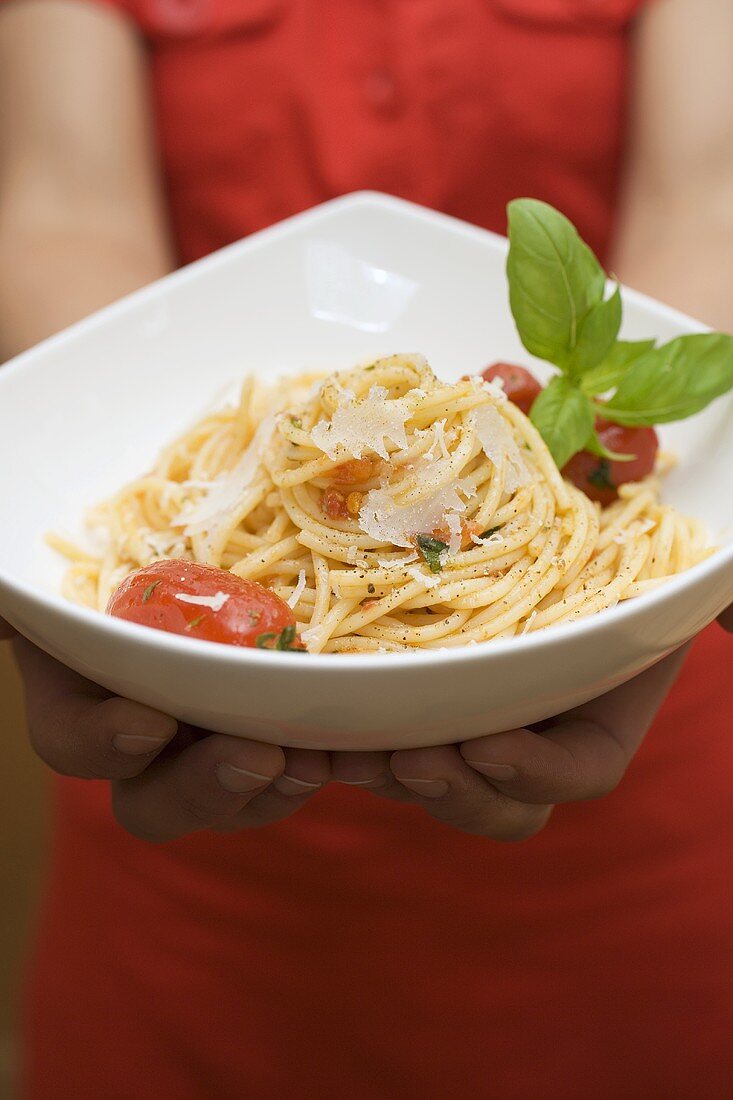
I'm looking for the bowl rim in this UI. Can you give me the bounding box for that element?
[1,190,732,672]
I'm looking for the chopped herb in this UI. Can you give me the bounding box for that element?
[186,614,206,631]
[588,459,616,492]
[255,625,306,652]
[365,364,376,371]
[480,525,503,539]
[289,415,302,429]
[367,583,376,594]
[142,580,161,603]
[416,534,448,574]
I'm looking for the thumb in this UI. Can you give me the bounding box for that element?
[719,605,733,634]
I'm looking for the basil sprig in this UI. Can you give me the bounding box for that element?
[507,199,620,376]
[603,334,733,426]
[528,377,595,470]
[579,339,655,397]
[506,198,733,467]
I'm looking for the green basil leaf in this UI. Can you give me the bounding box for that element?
[416,535,448,573]
[568,284,622,374]
[529,376,595,469]
[506,199,606,370]
[585,428,634,463]
[603,333,733,426]
[580,339,656,396]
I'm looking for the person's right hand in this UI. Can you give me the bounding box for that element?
[2,623,330,842]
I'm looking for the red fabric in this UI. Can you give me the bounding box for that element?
[20,2,733,1097]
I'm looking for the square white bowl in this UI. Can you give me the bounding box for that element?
[1,192,731,750]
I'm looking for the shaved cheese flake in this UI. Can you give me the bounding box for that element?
[174,414,277,536]
[444,511,463,555]
[310,385,410,460]
[406,564,443,589]
[359,482,469,549]
[376,551,419,569]
[175,591,230,612]
[144,531,187,558]
[469,374,507,402]
[473,404,529,493]
[287,569,307,609]
[424,418,451,462]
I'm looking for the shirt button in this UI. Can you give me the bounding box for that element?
[364,69,399,111]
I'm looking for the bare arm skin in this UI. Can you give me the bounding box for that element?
[0,0,173,358]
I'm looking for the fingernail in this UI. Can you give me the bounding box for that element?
[463,761,518,781]
[273,774,322,797]
[398,778,449,799]
[114,733,170,756]
[216,763,273,793]
[339,776,388,788]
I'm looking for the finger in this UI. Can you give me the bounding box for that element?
[214,749,332,832]
[13,637,178,779]
[330,751,396,791]
[460,646,690,805]
[272,748,332,796]
[0,617,17,640]
[112,735,286,843]
[719,604,733,633]
[390,745,552,840]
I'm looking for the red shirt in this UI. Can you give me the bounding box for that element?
[22,3,733,1098]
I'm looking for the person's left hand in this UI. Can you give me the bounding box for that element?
[331,645,692,840]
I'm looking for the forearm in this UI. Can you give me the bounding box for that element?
[0,0,174,362]
[0,216,172,361]
[611,190,733,332]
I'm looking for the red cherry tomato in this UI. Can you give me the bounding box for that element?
[107,560,304,650]
[480,362,543,415]
[562,419,659,506]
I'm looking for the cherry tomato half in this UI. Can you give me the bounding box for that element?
[562,419,659,506]
[107,560,304,650]
[480,362,543,415]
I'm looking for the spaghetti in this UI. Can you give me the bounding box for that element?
[51,354,713,654]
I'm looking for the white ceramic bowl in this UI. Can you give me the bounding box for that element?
[1,193,731,750]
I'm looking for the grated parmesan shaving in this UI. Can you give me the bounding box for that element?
[376,551,419,569]
[358,482,469,549]
[175,591,230,612]
[424,419,450,461]
[144,530,187,558]
[310,385,410,460]
[287,569,307,609]
[473,404,529,494]
[174,414,277,536]
[444,511,463,555]
[406,564,443,588]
